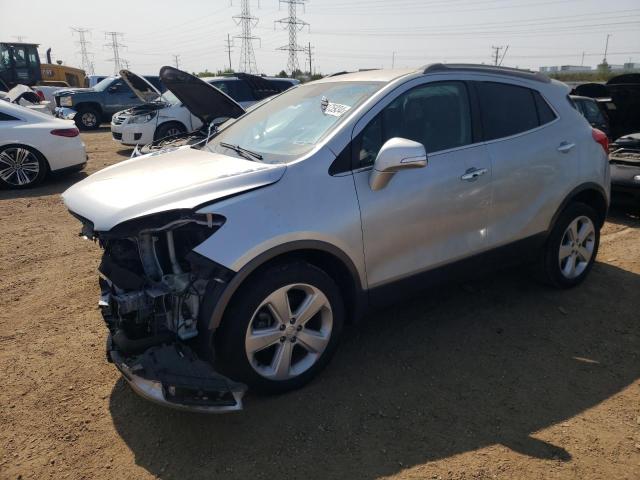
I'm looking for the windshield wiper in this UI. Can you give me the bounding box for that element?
[219,142,263,161]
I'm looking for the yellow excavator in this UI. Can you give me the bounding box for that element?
[0,42,86,90]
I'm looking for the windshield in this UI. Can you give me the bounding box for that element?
[206,81,383,163]
[93,76,117,91]
[160,90,181,106]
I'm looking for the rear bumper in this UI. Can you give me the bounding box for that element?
[610,163,640,206]
[107,334,246,413]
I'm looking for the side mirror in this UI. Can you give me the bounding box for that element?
[108,85,118,93]
[369,137,427,191]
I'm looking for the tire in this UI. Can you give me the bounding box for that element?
[74,107,100,130]
[214,262,344,394]
[539,202,600,288]
[0,145,48,189]
[154,122,186,141]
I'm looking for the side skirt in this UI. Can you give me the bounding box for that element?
[367,233,548,310]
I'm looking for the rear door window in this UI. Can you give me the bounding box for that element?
[476,82,539,140]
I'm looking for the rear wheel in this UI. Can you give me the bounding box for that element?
[215,262,344,393]
[0,145,47,189]
[539,202,600,288]
[74,107,100,130]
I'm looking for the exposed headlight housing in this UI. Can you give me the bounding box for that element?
[130,111,157,124]
[59,96,73,107]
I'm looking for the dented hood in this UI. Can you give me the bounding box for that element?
[160,66,245,125]
[119,69,161,103]
[62,147,285,232]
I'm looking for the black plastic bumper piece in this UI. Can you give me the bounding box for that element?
[107,335,246,413]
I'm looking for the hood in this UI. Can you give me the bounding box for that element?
[159,66,245,125]
[119,69,161,103]
[62,147,285,232]
[55,87,93,96]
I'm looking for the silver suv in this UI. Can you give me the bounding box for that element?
[63,64,610,412]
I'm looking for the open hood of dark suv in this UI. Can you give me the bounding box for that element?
[119,69,161,103]
[159,66,245,125]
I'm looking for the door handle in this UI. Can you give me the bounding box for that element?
[557,141,575,153]
[460,167,488,182]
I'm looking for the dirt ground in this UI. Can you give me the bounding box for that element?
[1,129,639,480]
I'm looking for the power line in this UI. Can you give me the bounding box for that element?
[104,32,127,74]
[71,27,95,75]
[233,0,260,74]
[224,33,234,71]
[275,0,310,75]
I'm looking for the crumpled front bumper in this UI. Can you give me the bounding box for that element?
[107,334,246,413]
[54,107,78,120]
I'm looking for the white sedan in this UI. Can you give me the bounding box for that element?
[0,101,87,189]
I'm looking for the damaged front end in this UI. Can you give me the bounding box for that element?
[79,210,246,412]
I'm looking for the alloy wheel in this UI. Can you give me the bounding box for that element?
[558,215,595,279]
[245,283,333,380]
[82,111,97,128]
[0,147,41,187]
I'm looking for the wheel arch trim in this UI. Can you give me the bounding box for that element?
[202,240,366,331]
[548,182,609,230]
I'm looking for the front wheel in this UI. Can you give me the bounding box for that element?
[74,107,100,130]
[215,262,344,393]
[539,202,600,288]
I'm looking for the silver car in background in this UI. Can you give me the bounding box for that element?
[62,64,610,412]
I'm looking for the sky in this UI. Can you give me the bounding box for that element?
[1,0,639,76]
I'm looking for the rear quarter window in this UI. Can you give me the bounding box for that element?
[533,91,557,125]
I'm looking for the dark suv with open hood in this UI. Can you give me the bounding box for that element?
[54,75,165,130]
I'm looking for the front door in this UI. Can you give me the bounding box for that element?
[104,79,141,116]
[352,81,492,290]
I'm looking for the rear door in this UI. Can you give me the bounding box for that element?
[352,80,492,289]
[474,80,575,246]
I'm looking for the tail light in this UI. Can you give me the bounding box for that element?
[50,128,79,138]
[592,128,609,155]
[35,89,45,101]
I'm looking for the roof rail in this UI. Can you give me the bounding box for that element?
[421,63,550,83]
[327,71,350,77]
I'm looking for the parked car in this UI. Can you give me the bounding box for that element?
[53,75,165,130]
[0,101,86,188]
[62,64,610,412]
[110,69,296,148]
[571,95,611,139]
[1,84,52,114]
[609,134,640,208]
